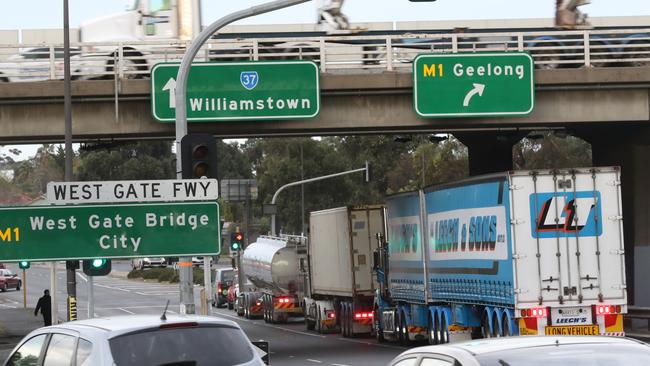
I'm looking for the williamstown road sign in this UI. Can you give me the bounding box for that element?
[151,61,320,122]
[413,52,534,118]
[0,202,220,262]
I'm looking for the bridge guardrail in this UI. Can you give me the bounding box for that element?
[0,28,648,82]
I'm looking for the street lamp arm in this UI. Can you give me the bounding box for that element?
[271,166,366,205]
[270,162,369,235]
[175,0,312,145]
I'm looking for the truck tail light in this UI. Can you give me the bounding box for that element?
[326,310,336,319]
[354,311,373,320]
[277,297,291,304]
[521,307,548,318]
[218,283,222,294]
[256,299,263,306]
[595,304,622,315]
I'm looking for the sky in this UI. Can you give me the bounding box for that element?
[1,0,649,30]
[1,0,649,160]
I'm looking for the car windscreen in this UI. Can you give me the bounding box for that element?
[476,343,650,366]
[109,325,255,366]
[221,270,235,282]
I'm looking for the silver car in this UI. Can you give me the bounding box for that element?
[131,257,167,270]
[387,336,650,366]
[0,47,80,82]
[4,314,267,366]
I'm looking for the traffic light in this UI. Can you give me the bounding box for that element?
[180,133,218,179]
[18,261,30,269]
[231,231,244,252]
[82,259,111,276]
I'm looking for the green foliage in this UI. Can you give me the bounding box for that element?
[513,132,592,170]
[127,269,144,279]
[75,141,175,181]
[142,268,167,280]
[192,267,205,286]
[158,269,176,282]
[12,144,65,196]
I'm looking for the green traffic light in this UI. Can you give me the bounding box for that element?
[92,259,106,268]
[19,261,30,269]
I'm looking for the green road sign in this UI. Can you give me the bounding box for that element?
[151,61,320,122]
[413,52,534,117]
[0,202,220,262]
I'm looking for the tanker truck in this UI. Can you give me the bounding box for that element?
[240,235,307,322]
[373,167,628,345]
[303,205,386,337]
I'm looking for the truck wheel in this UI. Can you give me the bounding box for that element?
[375,308,385,343]
[306,314,316,331]
[481,313,492,338]
[396,311,406,345]
[493,315,502,337]
[440,315,449,344]
[341,305,349,337]
[316,306,322,333]
[427,315,438,345]
[228,301,234,310]
[244,295,250,319]
[502,314,511,336]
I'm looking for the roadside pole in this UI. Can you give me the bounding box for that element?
[50,263,58,325]
[22,269,26,309]
[88,276,94,319]
[174,0,312,314]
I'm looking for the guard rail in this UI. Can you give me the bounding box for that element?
[0,28,648,82]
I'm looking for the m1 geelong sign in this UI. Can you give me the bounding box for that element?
[0,202,220,262]
[151,61,320,122]
[46,179,219,205]
[413,52,534,117]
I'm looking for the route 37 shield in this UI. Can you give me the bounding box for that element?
[240,71,259,90]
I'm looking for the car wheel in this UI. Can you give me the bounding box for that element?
[15,281,21,291]
[0,283,6,292]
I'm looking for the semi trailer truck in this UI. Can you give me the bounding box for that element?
[374,167,627,344]
[303,206,385,336]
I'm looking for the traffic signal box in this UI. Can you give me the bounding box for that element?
[180,134,218,179]
[231,231,244,252]
[82,259,112,276]
[18,261,30,269]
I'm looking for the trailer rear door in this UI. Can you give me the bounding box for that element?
[509,167,626,308]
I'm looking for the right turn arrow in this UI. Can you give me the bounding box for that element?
[463,83,486,107]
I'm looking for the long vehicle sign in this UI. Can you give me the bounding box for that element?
[46,179,218,204]
[0,202,220,261]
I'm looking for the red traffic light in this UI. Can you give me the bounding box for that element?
[235,233,243,241]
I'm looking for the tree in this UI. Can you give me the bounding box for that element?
[12,144,64,196]
[513,132,592,170]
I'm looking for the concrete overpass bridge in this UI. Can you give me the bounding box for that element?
[2,27,650,305]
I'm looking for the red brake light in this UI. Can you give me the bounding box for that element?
[354,311,373,320]
[160,322,198,329]
[596,304,621,315]
[522,307,547,318]
[326,310,336,319]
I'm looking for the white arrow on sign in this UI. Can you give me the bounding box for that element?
[162,78,177,109]
[462,83,486,107]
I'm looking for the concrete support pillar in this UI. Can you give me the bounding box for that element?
[580,126,650,306]
[455,132,522,176]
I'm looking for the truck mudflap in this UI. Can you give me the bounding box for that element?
[519,313,625,336]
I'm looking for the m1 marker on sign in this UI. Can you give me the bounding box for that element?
[46,179,219,205]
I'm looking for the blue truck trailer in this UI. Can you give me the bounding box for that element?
[373,167,627,344]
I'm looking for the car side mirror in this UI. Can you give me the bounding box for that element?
[251,341,270,365]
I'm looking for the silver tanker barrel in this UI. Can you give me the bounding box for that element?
[240,235,307,322]
[241,235,305,296]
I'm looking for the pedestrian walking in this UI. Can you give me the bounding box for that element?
[34,289,52,326]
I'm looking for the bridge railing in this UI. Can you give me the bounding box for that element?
[0,28,648,82]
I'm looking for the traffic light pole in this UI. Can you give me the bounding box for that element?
[174,0,312,314]
[87,275,94,319]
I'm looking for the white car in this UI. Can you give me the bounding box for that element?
[0,47,80,82]
[387,336,650,366]
[131,257,167,270]
[3,314,268,366]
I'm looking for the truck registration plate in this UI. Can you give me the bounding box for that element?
[544,325,600,336]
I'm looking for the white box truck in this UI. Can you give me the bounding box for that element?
[304,205,386,337]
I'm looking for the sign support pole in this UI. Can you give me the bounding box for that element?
[22,269,26,309]
[88,276,94,319]
[174,0,312,314]
[50,263,58,325]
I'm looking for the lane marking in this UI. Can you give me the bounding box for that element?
[94,284,130,292]
[306,359,322,363]
[331,364,351,366]
[118,308,135,314]
[336,337,405,350]
[76,272,88,282]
